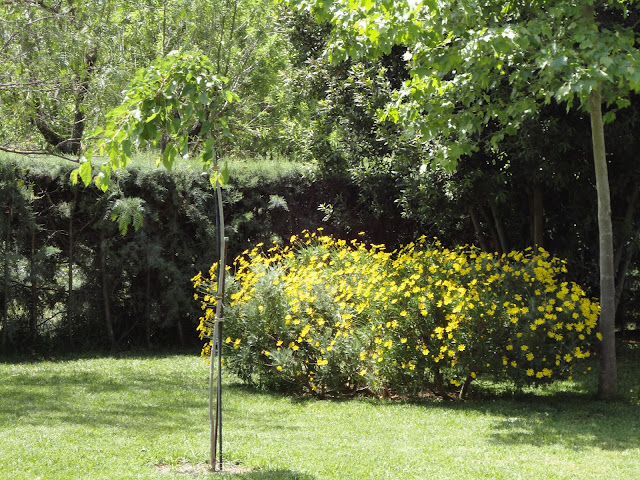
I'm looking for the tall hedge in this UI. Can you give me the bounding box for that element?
[0,157,425,354]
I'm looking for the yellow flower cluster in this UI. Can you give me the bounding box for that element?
[194,230,600,397]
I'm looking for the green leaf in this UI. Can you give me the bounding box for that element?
[162,144,178,170]
[95,164,111,193]
[602,111,616,124]
[70,168,80,185]
[79,159,93,186]
[221,161,230,185]
[209,171,221,189]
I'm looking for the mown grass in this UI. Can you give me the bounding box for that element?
[1,344,639,480]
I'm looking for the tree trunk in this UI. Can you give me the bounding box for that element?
[432,367,451,400]
[67,191,75,348]
[100,236,115,348]
[469,207,489,252]
[145,268,152,349]
[588,85,617,399]
[176,318,185,347]
[532,186,544,249]
[29,223,37,343]
[459,373,474,400]
[479,204,501,253]
[488,199,508,254]
[2,199,12,351]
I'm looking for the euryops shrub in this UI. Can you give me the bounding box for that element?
[194,230,601,398]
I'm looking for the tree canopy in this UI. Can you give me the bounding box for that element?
[286,0,640,398]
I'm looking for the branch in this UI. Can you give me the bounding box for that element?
[0,145,80,163]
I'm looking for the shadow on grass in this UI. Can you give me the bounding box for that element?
[218,469,316,479]
[4,348,639,456]
[0,359,208,434]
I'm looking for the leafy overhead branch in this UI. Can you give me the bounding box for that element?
[73,50,239,191]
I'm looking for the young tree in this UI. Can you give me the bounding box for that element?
[74,50,235,469]
[287,0,640,398]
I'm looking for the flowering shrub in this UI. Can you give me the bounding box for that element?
[193,230,601,398]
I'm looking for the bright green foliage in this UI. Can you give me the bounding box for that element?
[195,231,601,397]
[286,0,640,168]
[73,51,239,191]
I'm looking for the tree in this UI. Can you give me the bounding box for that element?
[74,49,235,470]
[287,0,640,398]
[0,0,289,160]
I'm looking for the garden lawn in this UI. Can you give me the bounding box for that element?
[1,349,639,480]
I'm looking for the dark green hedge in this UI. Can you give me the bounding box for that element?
[0,158,425,355]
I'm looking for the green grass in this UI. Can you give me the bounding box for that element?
[1,348,639,480]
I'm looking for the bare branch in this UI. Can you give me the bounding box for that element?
[0,145,80,163]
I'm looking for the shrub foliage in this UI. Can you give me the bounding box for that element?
[195,231,601,398]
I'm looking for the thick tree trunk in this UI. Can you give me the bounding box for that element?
[588,85,617,399]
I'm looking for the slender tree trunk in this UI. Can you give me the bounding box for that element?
[432,367,450,400]
[613,187,638,275]
[532,186,544,249]
[145,268,152,349]
[30,223,37,343]
[588,85,617,399]
[479,204,501,253]
[2,199,12,351]
[459,373,474,400]
[615,252,633,324]
[488,199,508,253]
[67,191,75,348]
[100,235,115,348]
[469,207,489,252]
[176,318,185,347]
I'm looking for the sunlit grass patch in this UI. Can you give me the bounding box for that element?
[1,352,638,479]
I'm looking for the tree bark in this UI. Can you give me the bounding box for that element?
[2,199,12,351]
[30,223,37,343]
[32,48,97,155]
[67,190,75,348]
[145,268,152,349]
[488,199,508,254]
[588,85,617,399]
[100,235,115,348]
[459,373,474,400]
[479,204,501,253]
[532,186,544,249]
[469,207,489,252]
